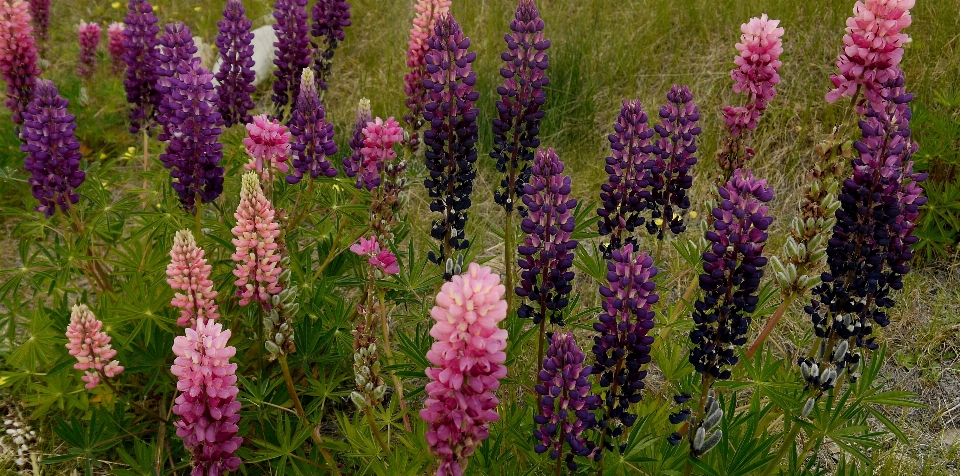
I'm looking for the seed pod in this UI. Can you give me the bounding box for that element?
[693,426,706,452]
[801,397,815,418]
[699,429,722,454]
[703,407,723,431]
[350,391,366,408]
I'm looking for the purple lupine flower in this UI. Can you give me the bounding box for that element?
[516,148,578,326]
[27,0,47,45]
[0,0,41,131]
[592,243,658,450]
[422,13,480,274]
[20,79,85,217]
[286,68,337,183]
[76,22,101,79]
[492,0,550,215]
[215,0,256,128]
[690,168,774,380]
[344,97,371,179]
[122,0,161,134]
[272,0,311,120]
[533,332,599,470]
[155,23,197,138]
[310,0,350,91]
[158,58,225,212]
[646,85,701,238]
[597,100,655,255]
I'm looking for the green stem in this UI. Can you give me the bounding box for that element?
[504,210,515,315]
[278,354,305,417]
[366,409,389,452]
[683,374,714,476]
[745,293,798,360]
[760,423,804,476]
[378,289,412,432]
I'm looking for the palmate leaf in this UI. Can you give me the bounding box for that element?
[44,410,119,476]
[574,241,607,283]
[6,304,63,371]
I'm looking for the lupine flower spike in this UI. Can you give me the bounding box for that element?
[357,116,403,191]
[20,79,85,217]
[171,318,242,476]
[272,0,311,120]
[215,0,256,128]
[122,0,161,134]
[343,97,371,179]
[287,68,338,184]
[243,114,291,183]
[351,236,400,276]
[167,230,220,327]
[231,172,283,308]
[0,0,41,131]
[403,0,450,148]
[155,23,197,138]
[65,304,123,389]
[421,263,508,476]
[310,0,351,90]
[26,0,46,46]
[77,22,101,79]
[423,13,480,277]
[646,85,701,239]
[107,22,126,74]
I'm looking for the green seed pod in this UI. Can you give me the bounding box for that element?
[801,397,815,418]
[350,391,366,409]
[699,429,722,454]
[264,340,281,355]
[703,407,723,431]
[693,426,706,452]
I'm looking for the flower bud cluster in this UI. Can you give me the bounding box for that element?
[646,85,701,239]
[1,405,36,469]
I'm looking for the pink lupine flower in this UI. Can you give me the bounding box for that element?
[77,21,101,79]
[0,0,41,129]
[350,235,400,275]
[421,263,508,476]
[107,22,125,73]
[167,229,220,327]
[722,14,783,137]
[242,114,291,181]
[403,0,450,131]
[231,172,283,307]
[357,116,403,191]
[171,318,242,476]
[65,304,123,389]
[825,0,914,111]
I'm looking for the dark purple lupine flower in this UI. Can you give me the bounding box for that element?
[122,0,161,134]
[158,58,225,212]
[215,0,256,128]
[533,331,599,471]
[286,68,337,183]
[343,97,371,180]
[597,100,655,256]
[310,0,350,91]
[155,23,197,139]
[28,0,48,45]
[492,0,549,215]
[422,13,480,275]
[646,85,701,239]
[20,79,85,217]
[690,168,774,380]
[592,243,657,452]
[272,0,311,121]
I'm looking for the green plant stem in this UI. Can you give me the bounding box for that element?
[155,392,167,474]
[366,409,389,452]
[683,374,714,476]
[142,128,149,192]
[378,289,412,432]
[279,354,306,417]
[760,423,804,476]
[287,179,316,230]
[504,209,515,315]
[555,445,564,476]
[745,293,798,360]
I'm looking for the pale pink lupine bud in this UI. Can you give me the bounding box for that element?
[77,21,102,79]
[242,113,291,182]
[231,172,283,307]
[167,229,220,327]
[107,22,125,73]
[65,304,123,389]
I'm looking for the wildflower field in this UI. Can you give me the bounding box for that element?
[0,0,959,475]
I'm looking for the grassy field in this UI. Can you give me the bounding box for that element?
[1,0,959,474]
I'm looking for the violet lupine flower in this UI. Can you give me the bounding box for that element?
[157,58,225,212]
[243,114,291,181]
[76,22,101,79]
[690,168,774,380]
[516,148,578,326]
[343,97,371,179]
[0,0,41,130]
[403,0,450,143]
[646,85,701,239]
[826,0,914,112]
[26,0,46,45]
[65,304,123,389]
[423,13,480,273]
[20,79,85,217]
[597,100,655,255]
[231,172,283,308]
[357,116,403,191]
[167,230,220,328]
[310,0,350,91]
[171,318,242,476]
[421,263,508,476]
[122,0,161,134]
[107,22,125,74]
[155,22,197,138]
[215,0,256,128]
[492,0,550,215]
[350,236,400,275]
[271,0,311,120]
[591,243,658,450]
[721,14,784,138]
[287,68,338,184]
[533,332,599,470]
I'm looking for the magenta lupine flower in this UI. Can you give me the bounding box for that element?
[421,262,508,476]
[26,0,46,45]
[76,21,101,79]
[20,79,85,217]
[403,0,450,138]
[357,116,403,191]
[310,0,351,90]
[0,0,41,130]
[65,304,123,390]
[721,14,784,138]
[215,0,256,128]
[646,85,701,238]
[826,0,914,111]
[155,23,198,137]
[107,22,125,74]
[231,172,283,308]
[287,68,338,184]
[243,114,291,181]
[167,229,220,328]
[171,318,242,476]
[122,0,161,134]
[343,97,371,178]
[271,0,311,120]
[350,236,400,275]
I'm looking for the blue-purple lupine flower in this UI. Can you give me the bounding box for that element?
[533,331,599,471]
[598,100,655,256]
[20,79,85,217]
[592,243,657,450]
[646,85,701,238]
[422,13,479,274]
[344,97,371,180]
[156,23,197,139]
[215,0,256,128]
[310,0,351,91]
[121,0,161,134]
[286,68,337,183]
[272,0,311,120]
[690,168,774,380]
[492,0,549,215]
[158,58,225,212]
[28,0,49,45]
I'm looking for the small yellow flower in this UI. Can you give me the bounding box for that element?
[99,152,107,159]
[193,6,201,11]
[689,211,698,219]
[654,218,663,226]
[153,4,160,11]
[332,184,342,193]
[127,147,136,154]
[111,1,120,8]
